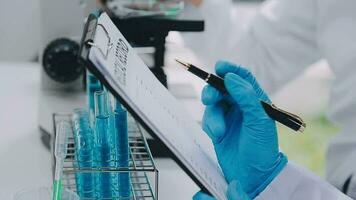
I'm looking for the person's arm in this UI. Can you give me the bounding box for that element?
[315,1,356,197]
[193,61,351,200]
[195,162,352,200]
[183,0,322,93]
[255,163,351,200]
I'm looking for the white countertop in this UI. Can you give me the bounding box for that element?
[0,63,52,198]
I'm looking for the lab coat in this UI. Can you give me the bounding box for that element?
[183,0,356,199]
[256,163,351,200]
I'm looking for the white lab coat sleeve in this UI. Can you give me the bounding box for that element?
[225,0,322,94]
[254,163,352,200]
[318,1,356,195]
[184,0,322,94]
[182,0,241,68]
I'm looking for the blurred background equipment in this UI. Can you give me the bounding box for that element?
[42,38,82,84]
[38,0,205,158]
[106,0,204,87]
[38,0,98,149]
[106,0,185,18]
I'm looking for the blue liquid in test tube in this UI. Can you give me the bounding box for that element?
[104,88,121,198]
[104,87,117,139]
[94,91,116,199]
[114,101,131,199]
[72,109,95,198]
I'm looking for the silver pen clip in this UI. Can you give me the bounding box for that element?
[271,104,306,133]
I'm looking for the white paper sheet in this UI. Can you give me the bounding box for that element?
[88,13,228,200]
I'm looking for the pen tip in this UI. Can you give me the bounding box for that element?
[175,59,190,69]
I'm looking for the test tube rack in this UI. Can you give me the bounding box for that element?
[53,113,159,200]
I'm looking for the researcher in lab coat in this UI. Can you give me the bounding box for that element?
[183,0,356,198]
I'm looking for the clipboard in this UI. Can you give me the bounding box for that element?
[78,11,228,200]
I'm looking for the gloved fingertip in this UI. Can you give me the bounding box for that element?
[202,121,212,137]
[193,192,216,200]
[224,73,241,87]
[224,73,253,95]
[201,85,222,105]
[202,121,226,144]
[202,105,226,143]
[215,60,231,69]
[202,118,225,144]
[228,180,240,193]
[224,73,268,124]
[224,72,238,80]
[227,180,251,200]
[215,60,237,77]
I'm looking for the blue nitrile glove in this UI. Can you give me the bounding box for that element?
[195,61,287,199]
[194,181,251,200]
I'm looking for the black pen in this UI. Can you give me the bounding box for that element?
[175,59,306,133]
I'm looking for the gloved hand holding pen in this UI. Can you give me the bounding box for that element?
[194,61,287,200]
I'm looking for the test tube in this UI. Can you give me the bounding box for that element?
[72,109,95,198]
[114,100,131,199]
[93,90,116,199]
[87,72,102,128]
[104,87,117,139]
[53,119,70,200]
[105,88,121,198]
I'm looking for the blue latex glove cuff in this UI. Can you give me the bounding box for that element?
[249,153,288,198]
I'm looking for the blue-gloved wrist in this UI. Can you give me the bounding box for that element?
[248,153,288,199]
